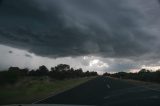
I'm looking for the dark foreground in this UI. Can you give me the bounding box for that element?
[36,77,160,106]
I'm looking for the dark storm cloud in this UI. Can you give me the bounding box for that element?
[0,0,160,59]
[8,50,13,54]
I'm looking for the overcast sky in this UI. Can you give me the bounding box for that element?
[0,0,160,73]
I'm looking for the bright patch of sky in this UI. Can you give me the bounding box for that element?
[1,44,160,74]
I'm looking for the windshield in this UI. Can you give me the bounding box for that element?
[0,0,160,106]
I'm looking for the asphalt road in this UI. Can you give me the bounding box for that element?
[36,76,160,106]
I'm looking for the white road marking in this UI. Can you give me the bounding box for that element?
[141,85,160,92]
[104,78,108,82]
[149,95,159,99]
[107,84,111,88]
[104,96,110,99]
[145,87,160,92]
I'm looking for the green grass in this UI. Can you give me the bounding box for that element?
[0,77,94,105]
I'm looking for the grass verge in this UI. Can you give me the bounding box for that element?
[0,77,95,105]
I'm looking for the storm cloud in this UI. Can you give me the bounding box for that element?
[0,0,160,60]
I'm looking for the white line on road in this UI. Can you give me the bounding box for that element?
[107,84,111,88]
[142,86,160,92]
[149,95,159,99]
[104,96,110,99]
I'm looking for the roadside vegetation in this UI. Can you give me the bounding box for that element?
[0,64,98,105]
[103,69,160,83]
[0,64,98,85]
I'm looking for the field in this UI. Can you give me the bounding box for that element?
[0,77,94,105]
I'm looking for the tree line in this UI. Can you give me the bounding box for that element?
[103,69,160,83]
[0,64,98,85]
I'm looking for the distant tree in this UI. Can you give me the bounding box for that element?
[28,70,36,76]
[8,67,27,77]
[85,71,90,77]
[8,67,20,72]
[138,69,150,74]
[103,72,110,76]
[55,64,70,71]
[36,65,49,76]
[108,68,160,83]
[156,69,160,72]
[75,68,83,77]
[21,68,29,76]
[90,71,98,76]
[2,64,99,82]
[67,68,76,78]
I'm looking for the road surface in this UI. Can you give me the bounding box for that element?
[36,77,160,106]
